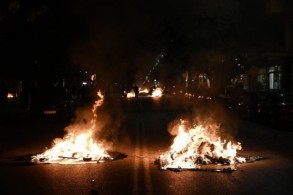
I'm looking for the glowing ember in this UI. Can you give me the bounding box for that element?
[157,120,246,170]
[152,88,163,97]
[31,91,112,164]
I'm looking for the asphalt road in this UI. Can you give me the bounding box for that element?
[0,97,293,194]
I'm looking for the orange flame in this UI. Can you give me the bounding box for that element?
[31,91,111,164]
[139,88,149,94]
[126,91,136,98]
[152,88,163,97]
[7,93,14,99]
[158,120,246,169]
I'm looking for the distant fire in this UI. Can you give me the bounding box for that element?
[152,88,163,98]
[139,88,149,94]
[31,91,113,164]
[7,92,14,99]
[126,88,148,98]
[156,120,246,170]
[126,91,136,98]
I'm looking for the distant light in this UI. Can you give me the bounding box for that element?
[139,88,149,94]
[82,82,87,86]
[7,93,14,99]
[127,91,135,98]
[152,88,163,98]
[91,74,96,81]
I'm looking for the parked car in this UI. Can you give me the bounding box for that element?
[227,91,259,119]
[30,86,76,119]
[216,90,293,126]
[213,94,235,110]
[253,91,293,125]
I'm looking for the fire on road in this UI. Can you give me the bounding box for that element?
[0,97,292,194]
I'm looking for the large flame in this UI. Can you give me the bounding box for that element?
[158,120,246,169]
[31,91,112,164]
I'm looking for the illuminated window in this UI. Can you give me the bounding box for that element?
[268,65,281,90]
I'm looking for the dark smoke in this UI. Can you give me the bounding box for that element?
[68,1,161,85]
[67,0,239,84]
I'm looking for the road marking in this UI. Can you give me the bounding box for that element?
[133,116,153,195]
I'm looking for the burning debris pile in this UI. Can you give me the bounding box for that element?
[156,120,248,171]
[31,91,114,164]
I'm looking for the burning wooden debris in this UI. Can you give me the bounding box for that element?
[155,120,264,172]
[29,151,127,165]
[2,151,127,165]
[30,91,121,165]
[155,155,265,172]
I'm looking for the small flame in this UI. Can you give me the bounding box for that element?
[126,91,136,98]
[31,90,112,164]
[152,88,163,97]
[139,88,149,94]
[7,93,14,99]
[158,120,245,169]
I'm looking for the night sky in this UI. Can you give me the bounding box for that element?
[1,0,293,83]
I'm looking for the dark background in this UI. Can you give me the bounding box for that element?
[1,0,293,83]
